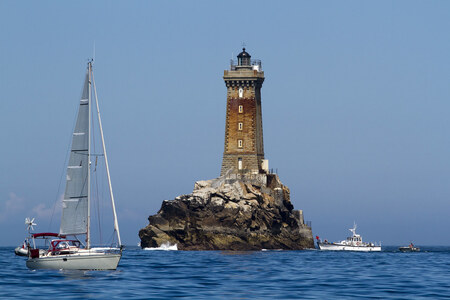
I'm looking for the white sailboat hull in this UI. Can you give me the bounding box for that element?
[26,252,121,270]
[318,242,381,252]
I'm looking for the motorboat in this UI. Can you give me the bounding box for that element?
[399,243,420,252]
[316,223,381,252]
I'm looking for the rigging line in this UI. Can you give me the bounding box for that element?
[74,235,86,248]
[90,72,103,245]
[48,96,80,232]
[99,158,105,244]
[95,169,102,243]
[106,230,116,247]
[92,70,121,246]
[94,159,102,245]
[101,157,105,232]
[91,92,97,170]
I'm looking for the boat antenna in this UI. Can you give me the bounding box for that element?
[349,222,357,236]
[93,42,96,63]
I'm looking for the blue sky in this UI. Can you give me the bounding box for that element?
[1,1,450,246]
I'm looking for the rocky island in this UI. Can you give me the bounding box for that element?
[139,173,314,250]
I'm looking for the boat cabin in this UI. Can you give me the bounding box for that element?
[49,239,81,255]
[347,235,362,244]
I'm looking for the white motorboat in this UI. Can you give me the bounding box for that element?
[316,223,381,252]
[24,61,122,270]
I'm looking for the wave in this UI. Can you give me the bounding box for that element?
[143,242,178,251]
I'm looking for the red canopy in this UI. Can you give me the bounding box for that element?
[32,232,66,238]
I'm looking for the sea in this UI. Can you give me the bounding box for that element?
[2,246,450,299]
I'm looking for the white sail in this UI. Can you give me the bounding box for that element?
[60,71,90,235]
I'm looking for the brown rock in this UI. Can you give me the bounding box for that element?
[139,174,314,250]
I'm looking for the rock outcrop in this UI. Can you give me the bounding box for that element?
[139,174,314,250]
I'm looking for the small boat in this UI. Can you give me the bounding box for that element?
[14,241,28,256]
[23,61,122,270]
[399,243,420,252]
[316,223,381,252]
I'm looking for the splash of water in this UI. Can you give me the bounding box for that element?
[143,242,178,251]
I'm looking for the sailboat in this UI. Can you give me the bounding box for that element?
[25,60,122,270]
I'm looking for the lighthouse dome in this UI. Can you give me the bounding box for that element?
[237,48,251,66]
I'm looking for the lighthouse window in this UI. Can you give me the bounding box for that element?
[238,105,243,113]
[238,139,243,148]
[238,122,243,130]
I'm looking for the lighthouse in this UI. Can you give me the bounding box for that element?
[139,47,314,250]
[221,48,267,176]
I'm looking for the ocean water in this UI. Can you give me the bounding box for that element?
[2,246,450,299]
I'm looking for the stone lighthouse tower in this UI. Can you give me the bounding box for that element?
[221,48,267,176]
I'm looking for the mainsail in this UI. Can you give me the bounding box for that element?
[60,71,90,235]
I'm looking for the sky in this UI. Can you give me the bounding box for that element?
[1,1,450,246]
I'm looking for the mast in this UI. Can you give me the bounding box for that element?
[87,61,92,249]
[92,67,122,246]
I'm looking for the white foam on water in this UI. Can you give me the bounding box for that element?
[143,242,178,251]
